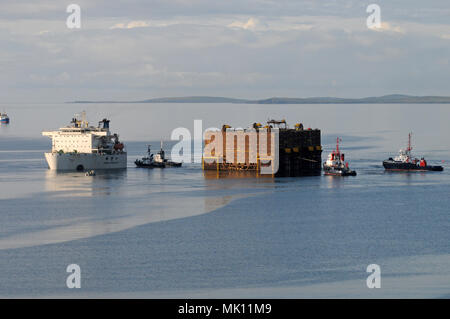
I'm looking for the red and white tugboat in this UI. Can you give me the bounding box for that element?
[323,138,357,176]
[383,133,443,172]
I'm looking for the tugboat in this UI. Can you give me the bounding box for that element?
[153,141,182,168]
[134,145,155,168]
[383,133,443,172]
[323,138,357,176]
[0,112,9,124]
[135,142,182,168]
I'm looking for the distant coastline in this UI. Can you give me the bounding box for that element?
[69,94,450,104]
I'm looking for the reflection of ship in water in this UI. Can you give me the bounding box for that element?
[44,169,127,197]
[202,171,275,210]
[203,170,276,180]
[203,171,277,199]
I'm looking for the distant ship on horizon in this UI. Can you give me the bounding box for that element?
[0,112,9,124]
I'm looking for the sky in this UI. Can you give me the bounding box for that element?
[1,0,450,102]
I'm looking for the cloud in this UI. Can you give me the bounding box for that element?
[228,18,258,30]
[110,21,150,29]
[1,1,450,102]
[368,22,405,34]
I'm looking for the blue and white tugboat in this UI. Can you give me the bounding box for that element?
[383,133,443,172]
[323,137,357,176]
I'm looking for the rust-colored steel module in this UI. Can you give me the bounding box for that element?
[202,120,322,177]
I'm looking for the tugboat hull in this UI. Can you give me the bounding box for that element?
[383,161,443,171]
[134,160,154,168]
[165,162,182,167]
[323,167,357,176]
[134,160,182,168]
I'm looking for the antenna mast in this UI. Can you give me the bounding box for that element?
[336,137,340,153]
[407,132,412,152]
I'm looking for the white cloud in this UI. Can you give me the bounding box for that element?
[368,22,405,34]
[1,1,450,102]
[110,21,150,29]
[228,18,258,30]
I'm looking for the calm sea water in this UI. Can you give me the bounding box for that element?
[0,103,449,298]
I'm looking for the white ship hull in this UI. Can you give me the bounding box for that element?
[44,152,127,171]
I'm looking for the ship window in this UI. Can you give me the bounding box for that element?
[106,157,108,160]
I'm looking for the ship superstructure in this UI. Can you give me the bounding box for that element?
[42,111,127,171]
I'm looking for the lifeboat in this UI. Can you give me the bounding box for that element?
[114,143,124,151]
